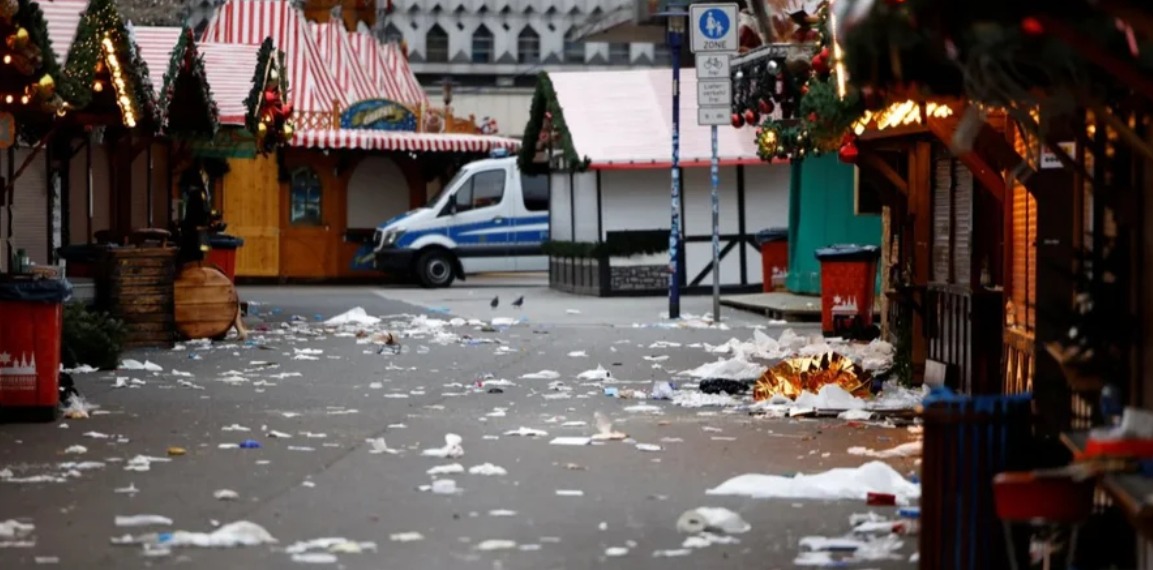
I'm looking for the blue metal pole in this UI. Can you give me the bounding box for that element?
[668,27,682,320]
[710,124,720,322]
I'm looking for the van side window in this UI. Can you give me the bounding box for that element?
[521,174,549,212]
[470,170,506,210]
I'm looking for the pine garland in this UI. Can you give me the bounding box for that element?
[6,0,70,143]
[61,0,159,128]
[159,27,219,138]
[517,72,589,175]
[243,36,291,152]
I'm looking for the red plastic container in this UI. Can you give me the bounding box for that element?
[757,229,788,292]
[205,234,245,282]
[993,471,1094,523]
[0,300,63,418]
[815,245,880,336]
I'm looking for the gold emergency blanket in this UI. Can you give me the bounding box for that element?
[753,352,872,401]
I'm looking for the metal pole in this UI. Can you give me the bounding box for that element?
[668,25,682,320]
[710,124,720,322]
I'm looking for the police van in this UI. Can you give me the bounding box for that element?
[372,150,549,288]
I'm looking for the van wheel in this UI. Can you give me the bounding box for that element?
[416,250,456,288]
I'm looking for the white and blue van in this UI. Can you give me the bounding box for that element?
[371,151,550,288]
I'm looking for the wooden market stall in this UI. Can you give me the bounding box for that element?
[199,0,521,281]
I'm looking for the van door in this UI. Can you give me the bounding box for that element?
[512,172,550,271]
[441,167,513,273]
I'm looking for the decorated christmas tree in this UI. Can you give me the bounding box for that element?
[243,37,294,153]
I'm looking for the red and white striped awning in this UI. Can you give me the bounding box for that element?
[131,26,182,98]
[293,128,520,154]
[310,20,376,105]
[202,0,347,114]
[199,42,262,125]
[345,33,428,109]
[41,0,87,64]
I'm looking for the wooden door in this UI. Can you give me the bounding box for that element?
[280,164,337,278]
[223,154,280,277]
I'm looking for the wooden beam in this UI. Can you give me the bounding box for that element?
[1036,14,1153,103]
[925,116,1006,202]
[857,124,929,142]
[858,150,908,196]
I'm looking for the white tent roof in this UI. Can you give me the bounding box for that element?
[549,68,772,170]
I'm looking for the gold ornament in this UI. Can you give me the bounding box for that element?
[269,68,278,80]
[37,74,54,96]
[257,121,268,135]
[757,128,779,157]
[12,27,27,49]
[282,122,294,138]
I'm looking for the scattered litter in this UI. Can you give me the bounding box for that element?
[705,461,921,505]
[111,521,276,549]
[566,309,581,314]
[577,366,611,381]
[848,441,922,459]
[623,404,663,414]
[550,437,591,446]
[605,547,629,557]
[676,508,751,534]
[83,431,110,439]
[568,351,588,358]
[213,490,239,501]
[114,484,140,495]
[0,519,35,547]
[291,553,337,564]
[839,409,875,421]
[680,358,766,381]
[651,381,675,400]
[167,447,186,457]
[125,455,171,472]
[489,510,517,517]
[120,359,162,372]
[287,446,316,452]
[653,549,692,557]
[475,539,517,551]
[239,440,262,449]
[390,532,424,542]
[555,490,584,497]
[115,515,173,527]
[222,424,250,432]
[635,444,662,452]
[427,464,464,475]
[430,479,458,494]
[421,434,464,458]
[34,556,59,563]
[521,370,560,380]
[504,427,548,437]
[644,355,670,362]
[468,463,508,476]
[64,445,87,454]
[591,412,627,441]
[324,307,381,326]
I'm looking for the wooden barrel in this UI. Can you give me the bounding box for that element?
[174,264,239,340]
[97,247,178,349]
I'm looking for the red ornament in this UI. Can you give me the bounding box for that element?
[731,113,745,128]
[838,139,859,164]
[819,46,830,61]
[758,98,774,115]
[811,54,829,76]
[263,88,279,104]
[801,84,810,95]
[807,112,818,123]
[1020,17,1044,36]
[743,109,759,126]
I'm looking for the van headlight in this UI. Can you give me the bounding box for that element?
[379,229,405,248]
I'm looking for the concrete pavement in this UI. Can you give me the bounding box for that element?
[0,280,919,569]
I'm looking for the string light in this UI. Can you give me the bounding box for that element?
[101,32,137,127]
[828,1,847,99]
[851,100,955,134]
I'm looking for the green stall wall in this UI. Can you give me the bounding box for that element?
[785,154,882,295]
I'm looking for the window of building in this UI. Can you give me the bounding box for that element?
[517,26,540,64]
[521,174,549,212]
[472,24,494,63]
[564,30,584,63]
[289,168,322,225]
[426,24,449,63]
[382,23,403,45]
[608,42,630,65]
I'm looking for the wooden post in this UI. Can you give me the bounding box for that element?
[909,141,933,383]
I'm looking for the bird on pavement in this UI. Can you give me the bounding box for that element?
[512,296,524,308]
[490,296,499,309]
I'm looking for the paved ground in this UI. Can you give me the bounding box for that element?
[0,275,920,568]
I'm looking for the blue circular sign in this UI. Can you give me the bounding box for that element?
[698,8,731,40]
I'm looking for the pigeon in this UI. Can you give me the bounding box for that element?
[490,296,499,309]
[511,296,524,308]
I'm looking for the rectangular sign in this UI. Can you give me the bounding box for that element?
[1040,141,1075,170]
[695,53,732,80]
[698,107,730,126]
[690,3,739,53]
[697,80,732,107]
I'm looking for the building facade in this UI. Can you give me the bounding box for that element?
[381,0,667,137]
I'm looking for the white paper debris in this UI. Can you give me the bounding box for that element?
[468,463,507,476]
[390,532,424,542]
[676,507,751,534]
[113,521,276,548]
[430,479,459,494]
[488,510,517,517]
[427,464,464,475]
[605,547,629,557]
[120,359,162,372]
[521,370,560,380]
[550,437,591,446]
[705,461,921,504]
[115,515,173,527]
[475,539,517,551]
[568,351,588,358]
[848,441,922,459]
[577,366,611,381]
[679,357,766,381]
[555,490,584,497]
[503,427,548,437]
[324,307,381,326]
[421,434,464,458]
[64,445,87,454]
[213,489,239,501]
[635,443,662,452]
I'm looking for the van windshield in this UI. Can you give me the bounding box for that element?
[426,169,469,208]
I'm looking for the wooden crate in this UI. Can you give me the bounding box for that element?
[97,247,178,349]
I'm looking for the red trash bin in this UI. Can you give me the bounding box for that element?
[0,277,72,422]
[815,245,880,337]
[756,229,788,292]
[205,234,245,282]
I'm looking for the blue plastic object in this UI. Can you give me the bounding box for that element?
[239,439,262,449]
